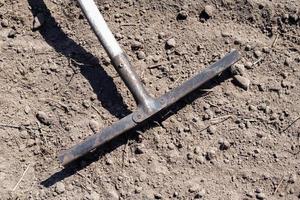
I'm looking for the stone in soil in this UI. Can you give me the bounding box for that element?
[195,189,206,198]
[194,146,201,154]
[177,10,188,20]
[205,149,216,160]
[135,143,145,154]
[189,184,200,193]
[24,105,31,114]
[201,5,215,19]
[288,174,297,183]
[233,75,250,90]
[137,51,146,60]
[55,182,65,194]
[82,100,91,108]
[89,120,100,133]
[7,29,16,38]
[256,193,266,200]
[219,139,230,150]
[166,38,176,48]
[254,50,262,58]
[33,13,45,30]
[230,64,246,76]
[207,125,217,135]
[131,40,143,50]
[36,111,51,125]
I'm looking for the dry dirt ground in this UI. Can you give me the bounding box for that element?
[0,0,300,199]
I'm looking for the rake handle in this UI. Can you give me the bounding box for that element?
[76,0,122,58]
[77,0,155,111]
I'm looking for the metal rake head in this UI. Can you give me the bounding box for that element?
[58,0,240,166]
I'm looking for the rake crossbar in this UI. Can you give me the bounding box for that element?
[58,0,240,166]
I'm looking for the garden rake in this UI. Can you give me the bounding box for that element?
[58,0,240,166]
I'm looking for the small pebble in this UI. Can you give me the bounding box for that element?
[244,61,253,69]
[166,38,176,48]
[131,40,142,50]
[134,186,142,194]
[245,45,252,51]
[203,102,210,110]
[89,120,100,133]
[195,189,206,198]
[201,5,215,19]
[207,125,217,135]
[20,130,29,139]
[36,111,51,125]
[254,50,262,58]
[177,10,188,20]
[33,13,45,30]
[135,144,145,154]
[1,19,9,27]
[288,174,297,184]
[256,193,266,200]
[194,146,201,155]
[196,156,205,164]
[219,139,230,150]
[154,193,162,199]
[187,153,193,160]
[24,105,31,114]
[137,51,146,60]
[55,182,65,194]
[167,143,176,150]
[233,75,250,90]
[8,29,16,38]
[255,188,262,193]
[90,93,97,101]
[221,31,231,37]
[189,184,200,193]
[246,192,254,198]
[288,187,295,194]
[262,47,270,53]
[114,33,123,40]
[173,191,179,197]
[279,192,285,197]
[205,149,216,160]
[249,105,256,111]
[284,58,292,66]
[82,100,91,108]
[105,157,114,165]
[158,32,166,39]
[230,64,245,76]
[27,139,36,147]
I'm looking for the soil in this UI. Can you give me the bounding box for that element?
[0,0,299,199]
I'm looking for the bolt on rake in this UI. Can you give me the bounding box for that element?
[58,0,241,166]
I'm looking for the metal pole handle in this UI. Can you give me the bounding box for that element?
[77,0,122,58]
[77,0,156,111]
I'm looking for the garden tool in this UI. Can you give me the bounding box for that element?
[58,0,240,166]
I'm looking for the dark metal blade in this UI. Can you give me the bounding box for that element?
[58,50,240,166]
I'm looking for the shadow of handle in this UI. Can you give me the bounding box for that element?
[27,0,131,118]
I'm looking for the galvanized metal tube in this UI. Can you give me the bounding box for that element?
[77,0,154,111]
[76,0,122,58]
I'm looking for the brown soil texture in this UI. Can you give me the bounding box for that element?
[0,0,300,199]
